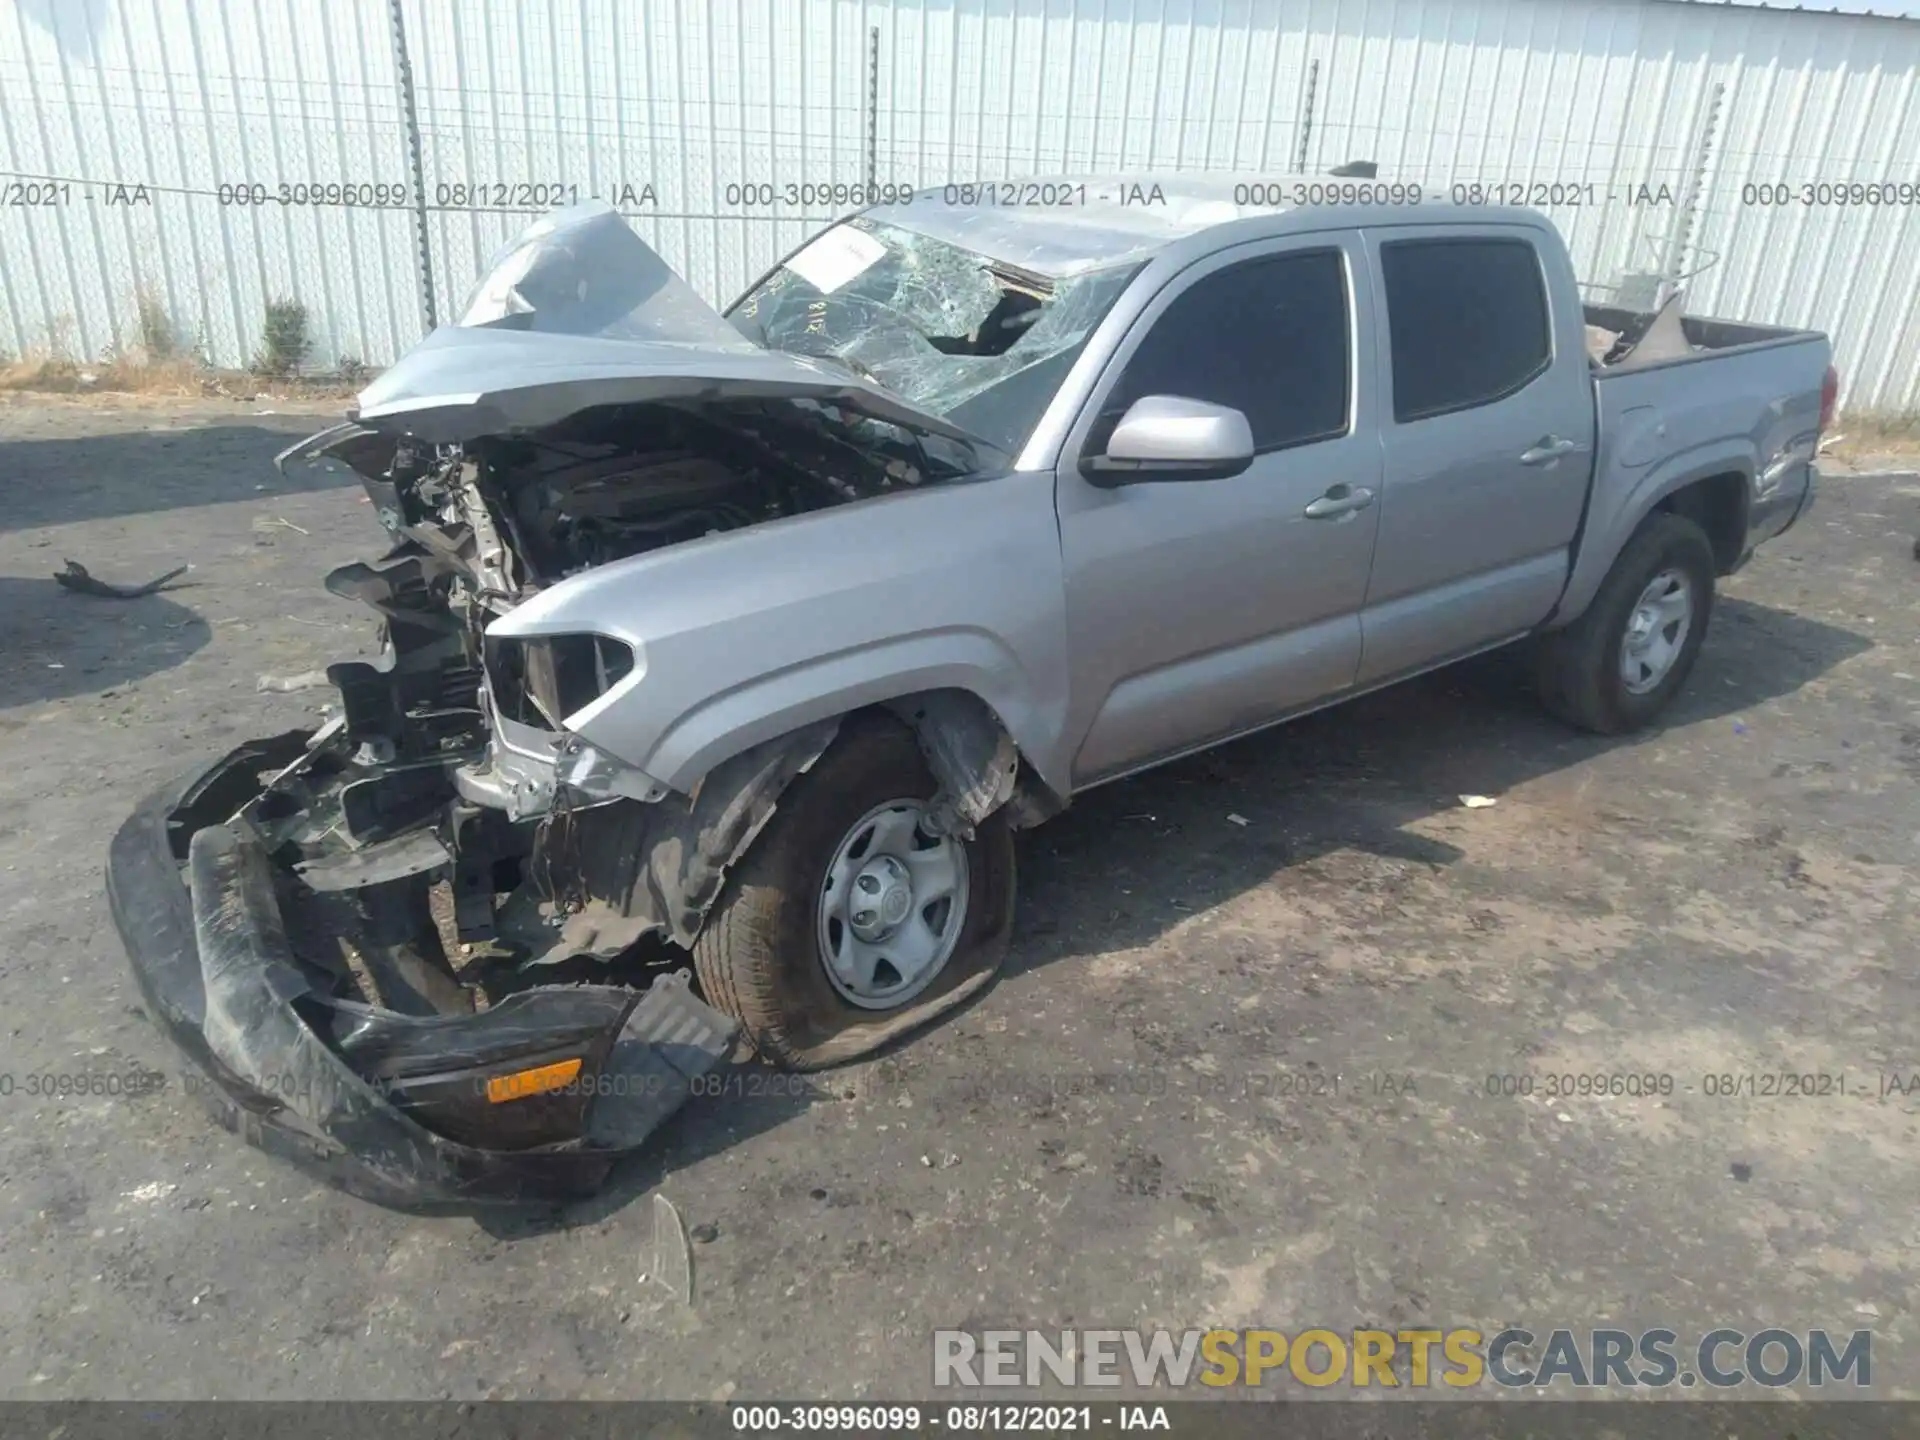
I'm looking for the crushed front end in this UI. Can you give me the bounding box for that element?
[104,203,1026,1203]
[102,413,864,1206]
[105,705,740,1207]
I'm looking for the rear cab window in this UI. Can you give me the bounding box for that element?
[1103,248,1352,454]
[1380,237,1552,422]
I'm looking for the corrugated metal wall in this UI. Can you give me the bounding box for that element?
[4,0,1918,410]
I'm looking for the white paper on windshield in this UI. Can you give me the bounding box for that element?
[784,224,887,294]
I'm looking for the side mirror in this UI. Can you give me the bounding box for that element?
[1082,395,1255,486]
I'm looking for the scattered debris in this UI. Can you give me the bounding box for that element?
[1583,324,1621,364]
[1733,721,1749,735]
[1226,813,1250,827]
[1459,794,1498,809]
[257,515,308,536]
[644,1193,694,1305]
[1730,1161,1753,1182]
[54,558,191,599]
[256,669,330,694]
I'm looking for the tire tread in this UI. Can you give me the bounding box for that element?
[1535,511,1716,735]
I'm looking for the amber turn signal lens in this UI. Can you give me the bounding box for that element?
[485,1057,583,1104]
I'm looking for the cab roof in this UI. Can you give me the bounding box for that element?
[866,173,1538,278]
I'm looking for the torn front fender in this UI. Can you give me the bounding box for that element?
[489,716,844,964]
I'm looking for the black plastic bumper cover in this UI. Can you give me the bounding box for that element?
[105,741,737,1208]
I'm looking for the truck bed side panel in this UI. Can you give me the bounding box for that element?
[1549,333,1830,628]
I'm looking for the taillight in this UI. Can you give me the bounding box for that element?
[1819,365,1840,432]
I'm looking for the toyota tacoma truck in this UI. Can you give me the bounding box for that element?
[106,184,1832,1204]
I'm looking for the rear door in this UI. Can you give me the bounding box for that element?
[1055,234,1383,785]
[1356,225,1593,685]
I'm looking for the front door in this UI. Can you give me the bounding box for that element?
[1055,234,1384,786]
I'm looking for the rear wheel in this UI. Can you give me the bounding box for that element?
[692,713,1016,1070]
[1535,511,1716,734]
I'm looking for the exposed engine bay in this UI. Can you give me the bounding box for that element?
[425,398,964,602]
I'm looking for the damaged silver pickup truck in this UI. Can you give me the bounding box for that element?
[107,184,1830,1205]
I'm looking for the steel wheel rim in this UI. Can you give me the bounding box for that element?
[816,799,970,1010]
[1620,568,1693,694]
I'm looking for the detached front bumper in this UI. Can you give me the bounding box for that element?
[105,736,736,1208]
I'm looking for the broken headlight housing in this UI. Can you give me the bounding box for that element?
[486,632,636,731]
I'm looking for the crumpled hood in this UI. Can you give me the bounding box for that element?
[350,201,992,450]
[352,325,990,445]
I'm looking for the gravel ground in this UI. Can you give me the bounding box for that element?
[1,397,1918,1401]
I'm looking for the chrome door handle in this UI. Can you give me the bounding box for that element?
[1520,435,1580,465]
[1303,484,1376,519]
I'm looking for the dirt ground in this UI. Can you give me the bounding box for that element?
[1,395,1918,1401]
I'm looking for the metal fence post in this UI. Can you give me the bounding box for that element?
[866,26,880,192]
[1661,79,1726,305]
[387,0,437,332]
[1294,58,1320,174]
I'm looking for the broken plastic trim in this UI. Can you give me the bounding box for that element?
[887,689,1021,839]
[491,716,844,964]
[104,740,738,1207]
[486,632,636,731]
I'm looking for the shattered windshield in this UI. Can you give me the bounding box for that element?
[726,218,1139,454]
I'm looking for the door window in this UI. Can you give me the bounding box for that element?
[1380,238,1551,422]
[1105,249,1351,454]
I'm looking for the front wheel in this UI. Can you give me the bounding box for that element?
[691,713,1016,1070]
[1534,511,1716,734]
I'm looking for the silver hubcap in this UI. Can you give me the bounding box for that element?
[1620,568,1692,694]
[817,800,969,1010]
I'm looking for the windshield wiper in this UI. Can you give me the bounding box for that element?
[985,260,1054,298]
[813,350,886,387]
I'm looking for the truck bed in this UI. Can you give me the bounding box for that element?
[1548,297,1831,631]
[1583,299,1819,374]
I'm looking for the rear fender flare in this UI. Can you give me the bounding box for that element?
[1551,439,1755,627]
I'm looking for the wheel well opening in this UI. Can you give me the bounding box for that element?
[1655,472,1746,574]
[869,689,1063,829]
